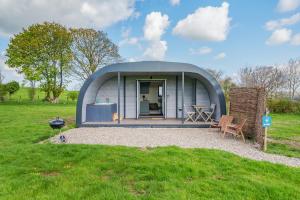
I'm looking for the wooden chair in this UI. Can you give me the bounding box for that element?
[184,105,196,122]
[203,104,216,122]
[223,118,247,142]
[211,115,233,131]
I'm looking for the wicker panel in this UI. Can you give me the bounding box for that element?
[229,87,266,149]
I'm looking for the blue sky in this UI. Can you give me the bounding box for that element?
[0,0,300,88]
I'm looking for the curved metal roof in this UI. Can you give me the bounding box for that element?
[76,61,226,125]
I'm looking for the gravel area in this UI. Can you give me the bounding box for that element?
[50,127,300,167]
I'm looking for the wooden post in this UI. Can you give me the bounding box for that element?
[264,127,268,151]
[118,72,121,124]
[182,72,185,124]
[264,108,269,151]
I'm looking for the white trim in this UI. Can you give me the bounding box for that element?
[164,79,167,119]
[136,80,139,119]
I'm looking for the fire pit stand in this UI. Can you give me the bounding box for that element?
[49,117,66,143]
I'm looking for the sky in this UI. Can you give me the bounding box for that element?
[0,0,300,89]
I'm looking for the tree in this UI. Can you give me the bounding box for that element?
[6,81,20,98]
[206,68,223,82]
[70,28,121,81]
[221,77,236,100]
[6,22,72,102]
[285,59,300,100]
[0,70,6,101]
[67,91,78,101]
[239,65,284,97]
[0,83,7,102]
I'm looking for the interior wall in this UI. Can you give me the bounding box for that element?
[141,82,160,105]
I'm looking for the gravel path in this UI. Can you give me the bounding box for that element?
[51,127,300,167]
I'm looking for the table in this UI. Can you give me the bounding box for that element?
[192,105,208,122]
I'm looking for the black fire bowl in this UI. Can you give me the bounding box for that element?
[49,117,65,130]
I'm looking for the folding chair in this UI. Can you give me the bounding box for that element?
[223,118,247,142]
[203,104,216,122]
[184,105,196,122]
[211,115,233,131]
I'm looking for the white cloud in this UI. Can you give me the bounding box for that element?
[266,28,292,45]
[170,0,180,6]
[214,52,226,60]
[143,40,167,60]
[128,57,138,62]
[143,12,170,60]
[119,27,140,47]
[265,13,300,30]
[172,2,231,41]
[143,12,170,41]
[291,33,300,45]
[0,0,136,36]
[119,37,139,46]
[277,0,300,12]
[190,47,212,55]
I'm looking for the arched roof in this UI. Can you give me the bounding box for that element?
[76,61,226,125]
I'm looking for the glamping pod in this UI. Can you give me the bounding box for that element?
[76,61,226,127]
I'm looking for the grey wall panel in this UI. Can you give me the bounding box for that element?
[82,73,115,122]
[166,76,176,118]
[96,77,124,118]
[177,77,193,117]
[177,77,210,118]
[196,80,211,107]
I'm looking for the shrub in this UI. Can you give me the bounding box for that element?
[268,99,300,113]
[67,91,78,101]
[6,81,20,98]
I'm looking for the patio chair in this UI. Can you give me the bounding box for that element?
[211,115,233,131]
[184,105,196,122]
[203,104,216,122]
[223,118,247,142]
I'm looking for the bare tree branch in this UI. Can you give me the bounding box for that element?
[70,28,121,82]
[239,65,285,97]
[285,59,300,99]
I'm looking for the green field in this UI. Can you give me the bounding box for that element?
[0,103,299,199]
[268,113,300,158]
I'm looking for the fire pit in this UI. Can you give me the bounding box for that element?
[49,117,65,131]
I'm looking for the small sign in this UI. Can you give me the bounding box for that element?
[262,116,272,127]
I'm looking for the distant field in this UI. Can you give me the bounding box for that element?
[6,87,78,103]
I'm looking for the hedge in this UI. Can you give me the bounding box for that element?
[267,99,300,113]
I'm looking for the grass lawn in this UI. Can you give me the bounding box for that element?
[268,113,300,158]
[0,103,299,199]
